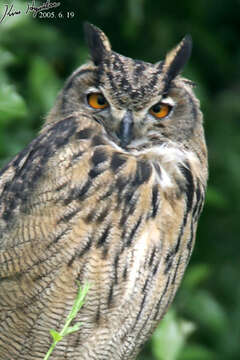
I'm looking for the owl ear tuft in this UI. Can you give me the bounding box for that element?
[163,34,192,83]
[84,22,111,66]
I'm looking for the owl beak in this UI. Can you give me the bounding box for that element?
[118,110,133,148]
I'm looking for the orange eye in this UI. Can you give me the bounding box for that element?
[87,93,108,109]
[149,103,171,119]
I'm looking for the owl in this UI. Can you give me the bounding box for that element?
[0,23,208,360]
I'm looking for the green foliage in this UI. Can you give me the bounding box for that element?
[0,83,27,122]
[28,56,61,114]
[0,1,239,359]
[43,283,89,360]
[151,310,195,360]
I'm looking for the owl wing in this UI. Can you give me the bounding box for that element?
[0,112,206,359]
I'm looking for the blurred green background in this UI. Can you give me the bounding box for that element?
[0,0,239,359]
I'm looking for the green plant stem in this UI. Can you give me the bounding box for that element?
[43,341,58,360]
[43,283,90,360]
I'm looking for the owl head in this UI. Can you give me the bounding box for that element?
[48,23,206,159]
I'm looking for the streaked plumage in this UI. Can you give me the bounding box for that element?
[0,23,208,359]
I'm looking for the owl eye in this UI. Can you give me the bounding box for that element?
[149,103,172,119]
[87,93,108,109]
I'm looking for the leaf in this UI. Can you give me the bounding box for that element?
[63,323,82,336]
[28,56,61,113]
[184,290,228,335]
[49,330,62,342]
[68,283,90,320]
[43,284,89,359]
[0,83,28,123]
[151,309,196,360]
[0,47,15,69]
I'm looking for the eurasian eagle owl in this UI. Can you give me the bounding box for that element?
[0,23,208,360]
